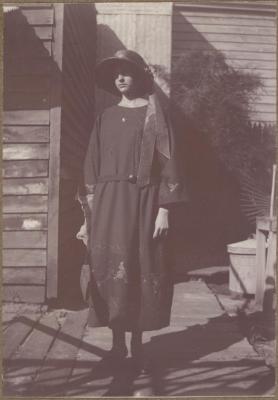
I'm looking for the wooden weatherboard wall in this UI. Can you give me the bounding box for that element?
[172,1,277,124]
[3,4,62,303]
[3,3,97,304]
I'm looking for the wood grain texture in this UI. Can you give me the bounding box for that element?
[6,57,52,75]
[5,75,50,93]
[173,21,275,36]
[3,144,49,160]
[46,3,64,299]
[3,268,46,285]
[3,160,49,178]
[3,314,41,359]
[4,311,61,391]
[172,39,275,53]
[3,249,47,267]
[32,309,89,393]
[3,178,48,195]
[3,213,48,231]
[173,13,276,27]
[32,26,53,40]
[3,126,49,143]
[21,9,54,25]
[3,286,45,304]
[3,231,47,249]
[3,195,48,213]
[3,110,50,125]
[173,31,276,45]
[172,5,276,123]
[4,91,50,110]
[96,2,172,15]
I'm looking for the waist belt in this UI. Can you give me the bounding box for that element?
[97,174,158,185]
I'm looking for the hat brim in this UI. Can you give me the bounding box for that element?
[95,57,149,96]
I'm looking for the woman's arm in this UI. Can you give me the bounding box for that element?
[76,194,94,246]
[76,115,101,246]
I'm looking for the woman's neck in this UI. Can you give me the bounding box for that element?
[118,95,148,108]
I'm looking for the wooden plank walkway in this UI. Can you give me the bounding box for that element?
[2,281,275,397]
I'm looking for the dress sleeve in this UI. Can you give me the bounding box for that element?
[78,115,101,197]
[157,114,189,207]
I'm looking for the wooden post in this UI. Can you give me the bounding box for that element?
[47,4,64,299]
[255,222,267,307]
[255,217,276,308]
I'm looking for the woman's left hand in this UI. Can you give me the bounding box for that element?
[153,207,169,238]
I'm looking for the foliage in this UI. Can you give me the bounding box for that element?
[167,50,276,186]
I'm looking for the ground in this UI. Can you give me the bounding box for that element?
[2,272,276,397]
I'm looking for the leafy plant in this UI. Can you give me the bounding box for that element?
[155,50,276,230]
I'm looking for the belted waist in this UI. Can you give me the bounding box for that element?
[97,174,159,185]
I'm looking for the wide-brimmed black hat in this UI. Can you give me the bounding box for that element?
[95,49,154,95]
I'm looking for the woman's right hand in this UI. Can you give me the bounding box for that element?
[76,222,89,247]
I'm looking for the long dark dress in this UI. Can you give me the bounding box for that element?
[83,104,187,331]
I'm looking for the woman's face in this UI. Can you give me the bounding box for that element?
[114,64,138,96]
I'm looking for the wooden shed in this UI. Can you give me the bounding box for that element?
[3,3,97,304]
[3,1,276,305]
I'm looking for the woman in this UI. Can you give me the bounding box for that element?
[77,50,188,369]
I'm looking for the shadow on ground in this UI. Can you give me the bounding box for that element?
[3,312,275,396]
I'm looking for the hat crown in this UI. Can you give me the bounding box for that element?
[114,49,147,69]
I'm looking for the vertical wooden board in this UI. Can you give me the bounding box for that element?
[47,3,64,299]
[3,286,45,304]
[3,160,49,178]
[3,178,48,195]
[3,231,47,249]
[3,213,48,231]
[3,249,47,267]
[3,195,48,213]
[3,313,41,359]
[32,309,89,395]
[96,2,172,15]
[255,228,267,307]
[3,144,49,160]
[136,14,172,72]
[4,312,61,395]
[3,268,46,284]
[3,126,50,143]
[3,110,50,125]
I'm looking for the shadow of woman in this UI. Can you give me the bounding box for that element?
[140,313,275,396]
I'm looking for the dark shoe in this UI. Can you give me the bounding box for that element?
[103,345,128,361]
[131,344,149,374]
